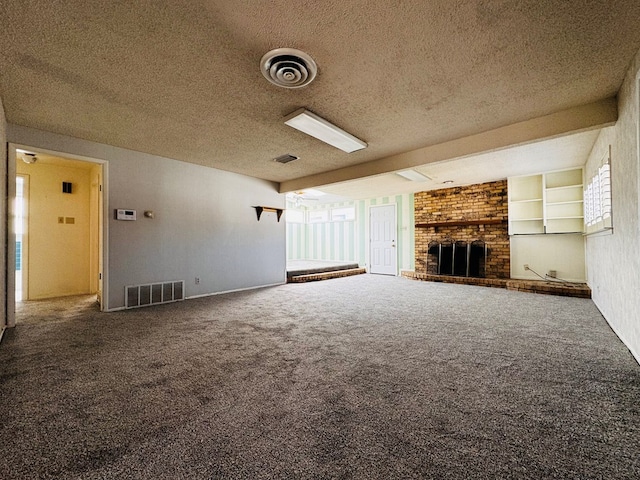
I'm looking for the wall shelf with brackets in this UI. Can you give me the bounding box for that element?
[253,206,284,222]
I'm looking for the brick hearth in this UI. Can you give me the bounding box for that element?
[401,271,591,299]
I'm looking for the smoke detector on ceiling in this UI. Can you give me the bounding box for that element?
[21,152,38,164]
[260,48,317,88]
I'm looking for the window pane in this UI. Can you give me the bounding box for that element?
[308,210,328,223]
[331,206,355,221]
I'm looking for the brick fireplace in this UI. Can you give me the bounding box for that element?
[414,180,510,279]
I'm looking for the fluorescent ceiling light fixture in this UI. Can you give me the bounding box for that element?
[396,170,431,182]
[300,188,326,197]
[284,109,367,153]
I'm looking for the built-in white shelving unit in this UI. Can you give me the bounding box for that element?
[508,175,544,234]
[508,168,584,235]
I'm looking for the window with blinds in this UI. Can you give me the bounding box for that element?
[584,147,612,234]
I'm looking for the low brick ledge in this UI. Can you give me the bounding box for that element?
[401,271,591,298]
[288,268,367,283]
[505,279,591,298]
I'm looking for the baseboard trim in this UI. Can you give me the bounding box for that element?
[104,306,127,312]
[593,300,640,366]
[186,281,286,300]
[605,322,640,367]
[103,281,287,311]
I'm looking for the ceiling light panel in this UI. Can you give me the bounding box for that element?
[284,109,367,153]
[396,170,431,182]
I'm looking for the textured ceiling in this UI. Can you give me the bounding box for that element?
[316,129,601,201]
[1,1,639,190]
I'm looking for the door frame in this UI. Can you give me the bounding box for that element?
[369,203,398,275]
[6,143,109,327]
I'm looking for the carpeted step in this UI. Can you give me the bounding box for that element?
[288,267,367,283]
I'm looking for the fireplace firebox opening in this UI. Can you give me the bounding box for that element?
[428,240,487,278]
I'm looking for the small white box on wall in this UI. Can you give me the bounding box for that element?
[115,209,136,221]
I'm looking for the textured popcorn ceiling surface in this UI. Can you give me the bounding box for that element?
[1,1,639,193]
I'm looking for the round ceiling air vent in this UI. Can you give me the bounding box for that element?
[260,48,317,89]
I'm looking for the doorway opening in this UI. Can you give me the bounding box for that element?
[15,175,27,301]
[9,145,107,325]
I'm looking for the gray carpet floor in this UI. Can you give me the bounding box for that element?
[0,275,638,479]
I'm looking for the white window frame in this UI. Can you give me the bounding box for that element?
[330,206,356,222]
[307,210,329,223]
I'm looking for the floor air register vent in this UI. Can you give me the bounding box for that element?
[125,281,185,309]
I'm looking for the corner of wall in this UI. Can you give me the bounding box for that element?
[584,45,640,364]
[0,95,7,330]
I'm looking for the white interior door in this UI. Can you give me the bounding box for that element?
[370,204,397,275]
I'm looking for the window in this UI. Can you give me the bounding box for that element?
[307,210,329,223]
[584,146,612,234]
[331,206,356,221]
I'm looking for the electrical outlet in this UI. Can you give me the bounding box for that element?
[195,277,200,285]
[524,264,530,270]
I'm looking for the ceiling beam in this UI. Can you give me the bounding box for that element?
[279,97,617,193]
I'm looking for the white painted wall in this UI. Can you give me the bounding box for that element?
[510,234,585,282]
[584,46,640,363]
[0,97,7,329]
[7,125,286,310]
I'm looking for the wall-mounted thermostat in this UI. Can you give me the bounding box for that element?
[115,209,137,221]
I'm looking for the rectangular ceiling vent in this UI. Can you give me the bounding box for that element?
[274,153,299,164]
[125,280,185,309]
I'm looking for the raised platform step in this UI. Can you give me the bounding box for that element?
[505,279,591,298]
[401,271,591,299]
[288,267,367,283]
[286,261,360,279]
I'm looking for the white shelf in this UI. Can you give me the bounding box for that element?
[546,185,583,204]
[509,219,544,235]
[508,168,584,235]
[546,218,584,234]
[545,183,582,191]
[546,200,583,206]
[510,202,542,217]
[545,169,582,189]
[509,175,543,202]
[510,198,543,203]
